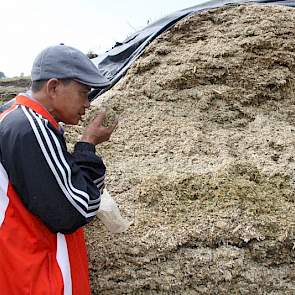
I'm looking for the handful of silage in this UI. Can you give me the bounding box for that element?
[101,107,118,128]
[84,105,118,128]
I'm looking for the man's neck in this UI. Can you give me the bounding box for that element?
[30,91,56,118]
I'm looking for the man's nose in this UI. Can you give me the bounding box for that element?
[84,99,91,108]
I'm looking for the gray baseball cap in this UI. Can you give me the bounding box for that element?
[31,44,109,88]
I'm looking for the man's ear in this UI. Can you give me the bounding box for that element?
[46,78,60,97]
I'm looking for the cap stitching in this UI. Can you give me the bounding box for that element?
[68,47,74,78]
[38,49,46,78]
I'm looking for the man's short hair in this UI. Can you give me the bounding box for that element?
[31,79,72,93]
[31,80,47,92]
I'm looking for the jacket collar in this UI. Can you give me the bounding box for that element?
[15,95,59,130]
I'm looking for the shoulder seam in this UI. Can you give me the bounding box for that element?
[0,104,19,124]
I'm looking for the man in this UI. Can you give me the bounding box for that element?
[0,44,117,294]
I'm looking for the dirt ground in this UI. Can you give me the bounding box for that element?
[2,3,295,294]
[0,76,30,103]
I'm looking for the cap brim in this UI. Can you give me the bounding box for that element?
[74,74,110,89]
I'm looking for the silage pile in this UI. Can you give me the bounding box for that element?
[65,4,295,294]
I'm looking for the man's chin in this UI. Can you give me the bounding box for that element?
[64,118,80,125]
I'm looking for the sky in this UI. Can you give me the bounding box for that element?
[0,0,207,77]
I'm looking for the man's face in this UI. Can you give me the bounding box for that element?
[52,80,91,125]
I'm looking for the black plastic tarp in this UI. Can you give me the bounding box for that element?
[1,0,294,112]
[88,0,295,100]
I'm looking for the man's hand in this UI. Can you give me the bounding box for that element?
[81,112,118,145]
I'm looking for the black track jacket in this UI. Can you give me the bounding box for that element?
[0,95,105,234]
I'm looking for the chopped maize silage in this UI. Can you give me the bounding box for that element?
[64,3,295,294]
